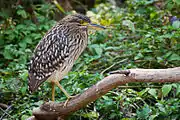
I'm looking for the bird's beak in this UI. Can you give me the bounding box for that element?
[88,23,106,30]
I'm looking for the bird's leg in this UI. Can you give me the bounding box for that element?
[51,81,55,101]
[54,81,75,106]
[55,81,72,98]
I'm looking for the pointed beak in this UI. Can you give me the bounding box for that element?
[88,23,106,30]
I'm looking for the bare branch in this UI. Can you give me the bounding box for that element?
[27,67,180,120]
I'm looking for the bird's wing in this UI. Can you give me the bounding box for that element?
[28,26,69,92]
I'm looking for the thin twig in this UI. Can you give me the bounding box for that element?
[112,54,133,61]
[100,58,128,76]
[0,103,8,109]
[0,105,12,120]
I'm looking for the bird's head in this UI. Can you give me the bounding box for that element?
[61,14,106,29]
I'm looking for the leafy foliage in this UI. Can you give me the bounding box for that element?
[0,0,180,120]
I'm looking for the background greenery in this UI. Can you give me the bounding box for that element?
[0,0,180,119]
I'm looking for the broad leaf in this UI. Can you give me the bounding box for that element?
[172,21,180,29]
[122,20,135,33]
[162,84,172,97]
[17,9,27,18]
[148,89,157,99]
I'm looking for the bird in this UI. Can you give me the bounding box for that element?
[28,14,105,103]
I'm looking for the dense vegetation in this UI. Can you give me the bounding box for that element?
[0,0,180,119]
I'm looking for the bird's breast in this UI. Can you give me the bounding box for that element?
[48,59,74,82]
[48,26,88,82]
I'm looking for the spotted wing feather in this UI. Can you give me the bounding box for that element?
[28,25,69,92]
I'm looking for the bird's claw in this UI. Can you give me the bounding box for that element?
[63,95,76,107]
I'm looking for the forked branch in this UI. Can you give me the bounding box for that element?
[28,67,180,120]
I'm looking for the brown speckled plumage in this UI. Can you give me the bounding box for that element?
[28,14,90,92]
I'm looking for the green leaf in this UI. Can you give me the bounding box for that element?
[122,20,135,33]
[0,83,5,89]
[156,103,166,113]
[89,44,103,57]
[122,118,136,120]
[3,50,13,59]
[21,115,29,120]
[19,40,27,48]
[16,24,25,30]
[134,52,144,60]
[168,53,180,61]
[17,9,27,18]
[150,12,157,19]
[172,21,180,29]
[0,38,5,45]
[164,51,172,59]
[94,47,102,56]
[138,88,150,96]
[149,114,159,120]
[28,24,37,31]
[166,1,174,10]
[34,101,44,106]
[137,105,151,119]
[19,70,28,81]
[0,11,9,19]
[24,37,32,44]
[3,45,14,60]
[162,84,172,97]
[31,33,42,40]
[81,111,99,118]
[20,86,27,95]
[18,55,27,64]
[176,84,180,95]
[148,89,157,99]
[174,0,180,5]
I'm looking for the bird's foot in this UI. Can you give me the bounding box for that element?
[63,95,76,107]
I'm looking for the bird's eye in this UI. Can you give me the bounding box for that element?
[80,20,84,24]
[80,20,88,26]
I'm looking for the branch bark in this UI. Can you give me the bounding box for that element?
[27,67,180,120]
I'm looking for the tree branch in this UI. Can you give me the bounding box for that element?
[27,67,180,120]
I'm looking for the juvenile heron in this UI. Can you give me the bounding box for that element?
[28,14,105,102]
